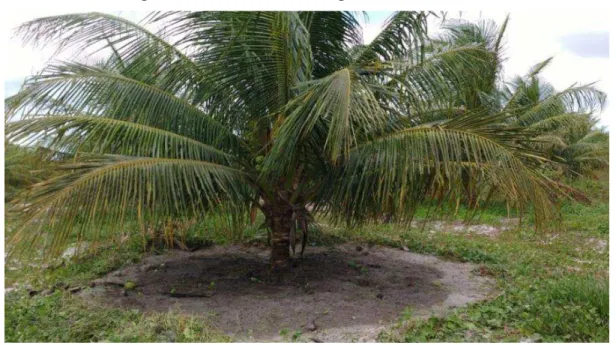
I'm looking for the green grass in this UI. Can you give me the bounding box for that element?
[377,273,608,342]
[5,290,230,342]
[5,246,142,290]
[347,177,608,342]
[5,174,609,342]
[561,200,609,234]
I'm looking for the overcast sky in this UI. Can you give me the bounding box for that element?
[3,10,610,127]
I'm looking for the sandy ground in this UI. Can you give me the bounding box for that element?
[82,243,496,342]
[412,218,520,238]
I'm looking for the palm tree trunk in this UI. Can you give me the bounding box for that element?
[263,201,293,269]
[462,169,478,208]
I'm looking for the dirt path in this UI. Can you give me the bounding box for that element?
[82,244,495,342]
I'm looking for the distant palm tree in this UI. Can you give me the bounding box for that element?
[5,12,573,268]
[499,59,607,178]
[557,128,609,178]
[435,17,607,181]
[4,143,61,202]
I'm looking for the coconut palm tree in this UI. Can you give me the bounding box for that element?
[4,143,64,202]
[436,17,607,180]
[6,11,569,269]
[498,59,607,178]
[557,127,609,178]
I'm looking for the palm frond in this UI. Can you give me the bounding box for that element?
[299,11,363,78]
[6,62,244,155]
[514,84,606,126]
[264,68,389,178]
[384,44,498,114]
[7,155,253,258]
[7,115,233,164]
[318,124,561,228]
[15,12,206,97]
[152,11,313,120]
[355,11,431,63]
[528,113,593,132]
[527,57,554,77]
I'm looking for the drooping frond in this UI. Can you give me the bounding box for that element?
[6,63,244,155]
[6,115,233,164]
[317,123,561,228]
[14,12,206,97]
[8,155,253,258]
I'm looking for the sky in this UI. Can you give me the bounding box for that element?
[3,10,611,127]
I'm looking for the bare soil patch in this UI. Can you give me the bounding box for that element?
[414,218,519,238]
[82,244,495,342]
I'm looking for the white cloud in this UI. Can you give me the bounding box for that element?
[560,32,609,58]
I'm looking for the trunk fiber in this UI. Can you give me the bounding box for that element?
[264,203,294,270]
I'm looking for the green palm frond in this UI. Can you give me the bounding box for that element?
[528,134,569,152]
[494,57,607,179]
[528,113,593,133]
[438,14,509,58]
[386,44,498,114]
[15,12,206,97]
[264,68,389,174]
[6,115,233,164]
[527,57,554,78]
[431,15,509,111]
[7,63,244,154]
[8,155,252,257]
[577,130,609,144]
[355,11,431,63]
[299,11,363,78]
[4,144,63,202]
[152,11,313,119]
[318,124,560,228]
[513,84,605,126]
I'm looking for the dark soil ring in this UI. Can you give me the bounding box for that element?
[84,243,496,342]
